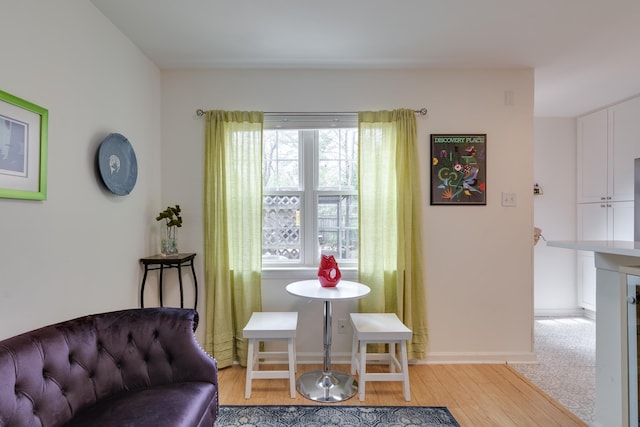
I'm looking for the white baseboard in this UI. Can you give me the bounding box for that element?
[292,352,540,365]
[534,307,587,318]
[290,350,539,365]
[294,352,352,365]
[419,351,538,364]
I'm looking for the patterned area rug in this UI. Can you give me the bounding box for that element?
[215,405,460,427]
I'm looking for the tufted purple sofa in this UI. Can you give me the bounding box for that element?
[0,308,218,427]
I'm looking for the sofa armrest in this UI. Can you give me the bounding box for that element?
[93,308,218,389]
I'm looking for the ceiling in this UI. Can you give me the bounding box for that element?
[90,0,640,117]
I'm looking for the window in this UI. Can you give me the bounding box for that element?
[262,114,358,268]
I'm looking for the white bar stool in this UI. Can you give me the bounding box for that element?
[349,312,412,401]
[243,311,298,399]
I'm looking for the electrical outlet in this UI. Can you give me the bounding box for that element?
[337,318,348,334]
[501,192,517,207]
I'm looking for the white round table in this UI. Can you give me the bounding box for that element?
[286,279,370,402]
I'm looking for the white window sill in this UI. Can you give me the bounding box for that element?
[262,266,358,281]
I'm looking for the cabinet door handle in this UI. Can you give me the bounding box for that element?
[601,196,606,200]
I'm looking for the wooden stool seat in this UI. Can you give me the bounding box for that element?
[349,312,412,401]
[243,312,298,399]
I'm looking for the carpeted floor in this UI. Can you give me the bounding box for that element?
[214,405,460,427]
[510,317,595,425]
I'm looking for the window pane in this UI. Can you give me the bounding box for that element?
[262,194,301,261]
[263,130,300,190]
[318,129,358,190]
[318,194,358,261]
[262,121,358,267]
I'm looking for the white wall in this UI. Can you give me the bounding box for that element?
[0,5,538,362]
[162,68,536,362]
[533,118,580,316]
[0,0,162,339]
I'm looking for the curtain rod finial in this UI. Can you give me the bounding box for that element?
[196,109,205,117]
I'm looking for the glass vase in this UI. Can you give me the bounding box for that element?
[161,226,178,256]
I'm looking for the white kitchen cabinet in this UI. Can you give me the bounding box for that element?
[609,97,640,201]
[577,253,596,310]
[576,201,635,309]
[577,109,608,203]
[578,200,635,242]
[576,96,640,311]
[578,97,640,204]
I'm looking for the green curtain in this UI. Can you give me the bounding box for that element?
[358,109,428,360]
[203,110,263,368]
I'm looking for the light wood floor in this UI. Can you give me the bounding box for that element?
[218,363,587,426]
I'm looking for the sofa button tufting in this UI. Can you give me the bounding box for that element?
[1,308,219,425]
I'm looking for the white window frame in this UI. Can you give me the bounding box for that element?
[262,114,358,273]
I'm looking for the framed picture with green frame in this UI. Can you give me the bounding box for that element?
[0,89,48,200]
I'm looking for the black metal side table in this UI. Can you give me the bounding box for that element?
[139,253,198,309]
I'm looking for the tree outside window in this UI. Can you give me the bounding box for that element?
[262,122,358,267]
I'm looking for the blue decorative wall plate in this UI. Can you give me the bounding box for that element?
[97,133,137,196]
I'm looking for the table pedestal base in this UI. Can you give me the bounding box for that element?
[296,370,357,402]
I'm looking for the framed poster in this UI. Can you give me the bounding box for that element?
[0,90,48,200]
[430,134,486,205]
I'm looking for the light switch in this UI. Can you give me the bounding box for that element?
[502,192,517,207]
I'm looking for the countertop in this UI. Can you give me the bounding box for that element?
[546,240,640,257]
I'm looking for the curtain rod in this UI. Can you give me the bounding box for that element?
[195,108,427,117]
